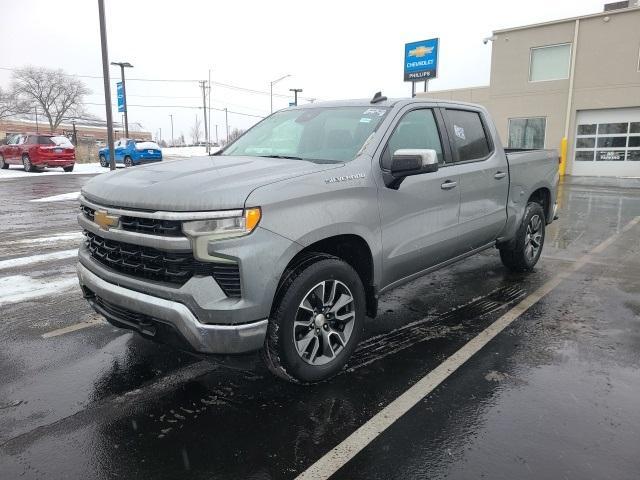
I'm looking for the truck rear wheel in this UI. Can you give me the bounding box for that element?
[499,202,546,272]
[63,165,74,172]
[99,155,107,167]
[124,156,133,167]
[0,154,7,169]
[263,255,365,383]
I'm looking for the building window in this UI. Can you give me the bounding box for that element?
[529,43,571,82]
[508,117,546,149]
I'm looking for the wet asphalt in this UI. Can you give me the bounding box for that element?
[0,168,639,479]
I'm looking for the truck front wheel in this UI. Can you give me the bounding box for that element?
[499,202,546,272]
[263,255,365,383]
[22,155,35,173]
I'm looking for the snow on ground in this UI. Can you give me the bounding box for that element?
[0,249,78,271]
[30,192,81,203]
[0,275,78,306]
[0,163,113,181]
[0,147,218,182]
[163,146,220,157]
[5,232,84,245]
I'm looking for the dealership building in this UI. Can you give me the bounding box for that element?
[418,1,640,177]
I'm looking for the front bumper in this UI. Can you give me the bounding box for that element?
[77,262,268,354]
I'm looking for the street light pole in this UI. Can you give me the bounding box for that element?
[289,88,303,106]
[97,0,116,171]
[111,61,133,138]
[270,74,291,113]
[169,114,174,146]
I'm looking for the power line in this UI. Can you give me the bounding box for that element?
[0,65,318,101]
[81,101,265,118]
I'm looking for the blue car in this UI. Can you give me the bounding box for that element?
[98,139,162,167]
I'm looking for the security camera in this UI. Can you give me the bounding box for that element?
[483,35,496,44]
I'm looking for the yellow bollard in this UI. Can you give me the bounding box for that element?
[559,137,567,177]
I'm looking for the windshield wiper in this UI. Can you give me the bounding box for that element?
[258,155,305,161]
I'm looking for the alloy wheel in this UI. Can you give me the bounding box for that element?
[293,279,356,366]
[525,214,543,261]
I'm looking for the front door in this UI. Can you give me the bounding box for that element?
[377,107,462,289]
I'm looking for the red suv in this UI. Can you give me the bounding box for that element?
[0,133,76,172]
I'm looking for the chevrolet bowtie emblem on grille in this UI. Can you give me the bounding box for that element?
[94,210,120,230]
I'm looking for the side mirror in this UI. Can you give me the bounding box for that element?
[384,149,438,189]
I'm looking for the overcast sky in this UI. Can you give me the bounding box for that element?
[0,0,607,143]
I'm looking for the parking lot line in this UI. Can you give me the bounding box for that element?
[42,316,105,338]
[296,216,640,480]
[0,249,78,270]
[30,191,81,203]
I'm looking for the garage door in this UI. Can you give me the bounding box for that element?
[572,108,640,177]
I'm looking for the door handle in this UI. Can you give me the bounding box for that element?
[494,171,507,179]
[441,180,458,190]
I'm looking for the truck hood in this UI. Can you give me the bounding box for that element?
[81,155,340,211]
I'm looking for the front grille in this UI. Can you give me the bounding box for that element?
[80,205,183,236]
[84,231,241,297]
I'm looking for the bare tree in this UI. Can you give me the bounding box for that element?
[12,66,90,133]
[191,116,202,145]
[0,86,29,121]
[222,127,245,146]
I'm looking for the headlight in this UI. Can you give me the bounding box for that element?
[182,207,261,241]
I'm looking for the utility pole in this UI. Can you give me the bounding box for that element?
[208,69,212,155]
[111,61,133,138]
[215,124,218,144]
[169,114,174,146]
[199,80,209,151]
[289,88,303,106]
[34,106,39,133]
[224,108,229,144]
[98,0,116,171]
[159,127,162,144]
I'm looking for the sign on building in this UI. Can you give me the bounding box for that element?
[404,38,439,82]
[116,82,125,113]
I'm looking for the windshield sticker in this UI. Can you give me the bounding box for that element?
[359,117,372,123]
[454,124,466,140]
[362,108,386,117]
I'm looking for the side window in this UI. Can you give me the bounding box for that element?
[17,135,26,145]
[381,109,444,170]
[26,136,36,145]
[445,109,491,162]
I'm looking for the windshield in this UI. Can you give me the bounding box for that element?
[221,106,389,163]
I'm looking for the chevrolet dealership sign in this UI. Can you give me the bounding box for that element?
[404,38,439,81]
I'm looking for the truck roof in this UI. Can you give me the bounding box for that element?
[288,97,484,110]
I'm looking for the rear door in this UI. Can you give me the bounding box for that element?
[441,107,509,250]
[377,106,463,289]
[114,139,125,161]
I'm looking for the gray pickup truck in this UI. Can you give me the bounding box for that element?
[77,95,558,383]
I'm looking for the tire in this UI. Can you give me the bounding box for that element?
[0,154,7,169]
[262,255,365,384]
[63,165,74,172]
[99,155,107,167]
[499,202,546,272]
[124,156,133,167]
[22,155,34,173]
